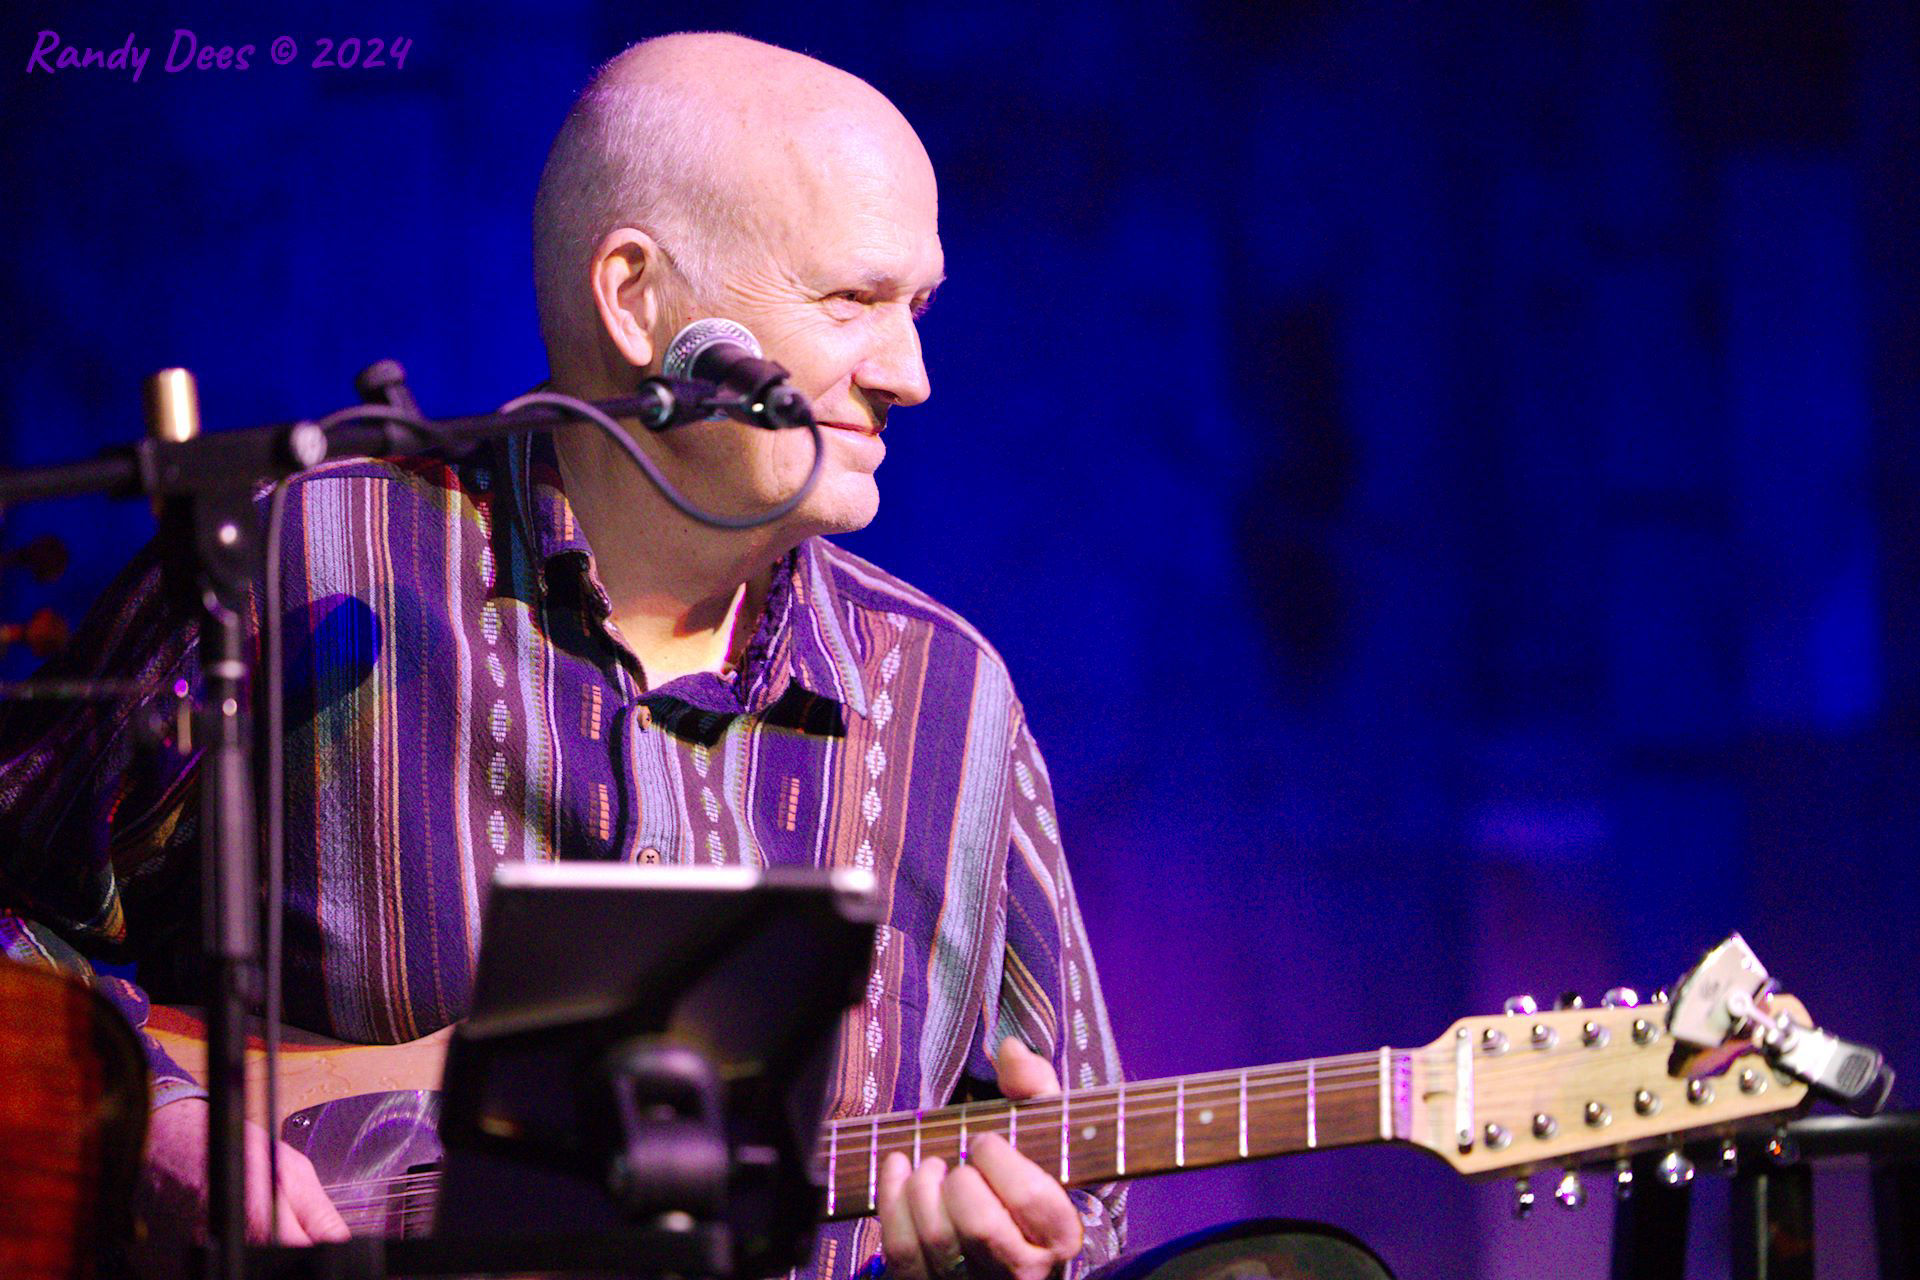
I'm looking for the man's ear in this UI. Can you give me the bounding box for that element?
[589,228,670,372]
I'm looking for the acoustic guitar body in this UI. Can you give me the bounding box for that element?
[0,959,150,1280]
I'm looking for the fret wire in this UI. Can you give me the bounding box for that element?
[1175,1077,1185,1167]
[1306,1060,1317,1149]
[868,1115,879,1212]
[1377,1049,1390,1140]
[1237,1069,1248,1159]
[827,1117,839,1216]
[1115,1081,1125,1177]
[1059,1089,1070,1184]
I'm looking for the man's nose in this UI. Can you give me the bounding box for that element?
[855,307,931,409]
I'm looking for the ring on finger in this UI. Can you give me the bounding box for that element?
[932,1250,969,1280]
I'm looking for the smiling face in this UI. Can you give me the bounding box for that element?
[547,36,946,547]
[656,104,944,536]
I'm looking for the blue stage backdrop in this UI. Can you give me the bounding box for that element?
[2,3,1915,1277]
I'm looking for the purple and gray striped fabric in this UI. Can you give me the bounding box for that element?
[0,431,1125,1275]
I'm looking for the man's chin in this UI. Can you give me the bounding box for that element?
[794,477,880,540]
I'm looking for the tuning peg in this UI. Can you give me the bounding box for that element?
[1656,1151,1695,1187]
[1513,1176,1536,1219]
[1718,1140,1739,1177]
[1649,988,1670,1005]
[1602,987,1640,1008]
[1554,1169,1586,1210]
[1555,991,1585,1010]
[1614,1158,1634,1200]
[1504,995,1539,1016]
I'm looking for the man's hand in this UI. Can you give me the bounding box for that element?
[134,1097,351,1277]
[876,1038,1084,1280]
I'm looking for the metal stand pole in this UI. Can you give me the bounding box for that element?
[148,372,263,1280]
[1608,1153,1691,1280]
[1730,1161,1814,1280]
[1873,1150,1920,1280]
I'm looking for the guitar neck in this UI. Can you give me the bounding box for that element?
[817,1049,1409,1221]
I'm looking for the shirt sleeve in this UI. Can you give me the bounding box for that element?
[0,537,209,1106]
[979,707,1128,1275]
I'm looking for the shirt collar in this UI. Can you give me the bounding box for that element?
[503,431,870,719]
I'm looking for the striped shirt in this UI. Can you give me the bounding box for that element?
[0,432,1125,1276]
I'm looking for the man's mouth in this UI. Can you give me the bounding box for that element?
[821,420,883,437]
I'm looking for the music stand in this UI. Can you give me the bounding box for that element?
[425,862,879,1279]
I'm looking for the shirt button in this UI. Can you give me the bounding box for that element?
[639,847,662,864]
[636,705,653,730]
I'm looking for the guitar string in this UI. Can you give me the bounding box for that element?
[314,1051,1685,1206]
[310,1042,1665,1202]
[309,1021,1666,1198]
[315,1066,1412,1200]
[828,1033,1671,1141]
[324,1074,1722,1228]
[311,1024,1697,1202]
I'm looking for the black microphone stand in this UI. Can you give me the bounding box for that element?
[0,367,780,1280]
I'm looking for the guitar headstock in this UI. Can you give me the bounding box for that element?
[1419,990,1809,1183]
[1404,935,1895,1211]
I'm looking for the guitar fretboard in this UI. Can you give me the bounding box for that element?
[321,1048,1413,1237]
[816,1049,1408,1221]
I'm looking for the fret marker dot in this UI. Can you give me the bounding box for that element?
[1198,1109,1214,1125]
[1082,1125,1097,1142]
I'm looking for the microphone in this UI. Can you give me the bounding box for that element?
[661,319,815,429]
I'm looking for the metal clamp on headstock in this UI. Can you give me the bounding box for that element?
[1666,934,1895,1117]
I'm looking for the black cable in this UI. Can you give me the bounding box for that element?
[495,389,826,531]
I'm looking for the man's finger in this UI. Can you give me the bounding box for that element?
[905,1158,966,1277]
[941,1162,1055,1280]
[272,1193,314,1247]
[281,1145,352,1242]
[963,1135,1083,1257]
[993,1038,1061,1101]
[878,1152,931,1280]
[249,1171,312,1247]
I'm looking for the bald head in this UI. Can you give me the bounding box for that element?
[532,33,933,373]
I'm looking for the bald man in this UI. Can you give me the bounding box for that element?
[0,32,1126,1280]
